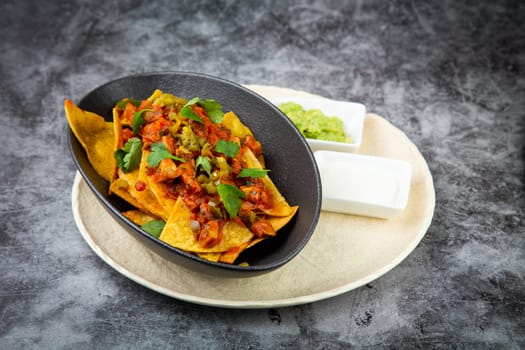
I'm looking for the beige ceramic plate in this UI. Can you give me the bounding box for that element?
[71,85,435,308]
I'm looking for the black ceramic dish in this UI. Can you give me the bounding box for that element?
[68,72,322,276]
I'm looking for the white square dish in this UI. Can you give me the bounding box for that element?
[270,96,366,152]
[314,151,412,219]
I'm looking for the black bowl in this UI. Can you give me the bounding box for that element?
[68,71,322,276]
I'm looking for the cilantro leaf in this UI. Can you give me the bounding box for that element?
[179,97,224,124]
[131,109,152,134]
[147,143,185,167]
[141,220,165,238]
[217,184,247,219]
[237,168,270,179]
[186,97,200,105]
[196,156,212,176]
[116,98,141,109]
[114,137,142,173]
[200,99,224,123]
[215,140,240,158]
[180,97,203,124]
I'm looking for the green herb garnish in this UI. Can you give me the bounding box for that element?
[114,137,142,173]
[180,97,203,124]
[141,220,165,238]
[217,184,247,219]
[237,168,270,179]
[116,98,141,109]
[180,97,224,124]
[199,99,224,123]
[214,140,240,158]
[131,109,152,134]
[196,156,212,176]
[147,143,185,167]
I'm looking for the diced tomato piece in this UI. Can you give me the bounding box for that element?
[207,124,231,144]
[232,216,247,228]
[142,118,171,145]
[243,135,262,157]
[155,158,179,181]
[193,105,208,121]
[161,135,177,154]
[198,220,223,248]
[198,202,213,222]
[231,157,242,175]
[191,121,207,138]
[240,180,273,210]
[135,181,146,191]
[250,219,276,237]
[137,99,151,110]
[179,163,202,194]
[121,103,136,124]
[121,128,133,145]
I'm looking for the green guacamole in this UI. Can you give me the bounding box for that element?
[278,102,352,143]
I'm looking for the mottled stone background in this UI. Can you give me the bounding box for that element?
[1,0,524,349]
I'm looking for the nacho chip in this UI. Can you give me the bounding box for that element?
[150,90,187,109]
[219,242,251,264]
[148,179,178,216]
[140,150,178,215]
[159,197,254,253]
[222,111,253,138]
[113,107,123,150]
[219,237,266,264]
[123,210,158,226]
[223,111,266,166]
[109,178,151,214]
[197,252,221,262]
[64,99,115,181]
[241,148,294,217]
[267,205,299,231]
[116,168,168,220]
[147,89,163,103]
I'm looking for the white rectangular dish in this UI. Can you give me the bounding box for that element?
[314,151,412,219]
[270,96,366,152]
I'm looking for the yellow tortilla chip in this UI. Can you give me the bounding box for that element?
[148,179,178,216]
[160,197,254,253]
[113,107,123,151]
[116,168,168,220]
[137,151,174,220]
[197,252,221,262]
[109,179,152,215]
[222,111,253,138]
[107,106,122,192]
[64,99,115,181]
[122,210,158,226]
[267,205,299,231]
[150,90,187,108]
[242,149,293,217]
[147,89,163,103]
[219,242,250,264]
[140,150,178,215]
[223,111,265,165]
[219,237,266,264]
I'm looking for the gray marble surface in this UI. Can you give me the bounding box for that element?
[1,0,524,348]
